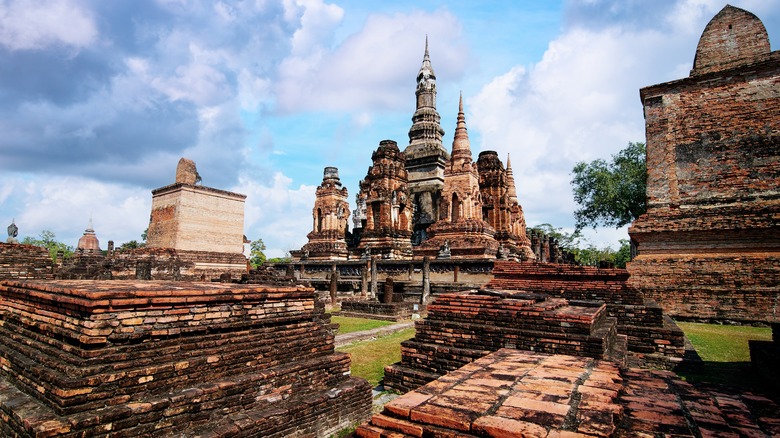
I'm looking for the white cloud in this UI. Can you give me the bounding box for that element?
[468,5,711,242]
[1,175,150,247]
[275,8,468,113]
[0,0,97,51]
[232,172,316,258]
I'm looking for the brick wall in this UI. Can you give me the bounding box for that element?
[147,183,246,254]
[0,243,53,280]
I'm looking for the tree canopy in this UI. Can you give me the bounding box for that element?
[22,230,74,262]
[249,239,267,268]
[571,142,647,232]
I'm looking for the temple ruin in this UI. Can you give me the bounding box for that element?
[292,42,533,263]
[414,95,500,260]
[354,140,414,260]
[627,5,780,324]
[296,167,351,260]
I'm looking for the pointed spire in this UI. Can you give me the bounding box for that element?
[506,153,518,202]
[451,92,472,163]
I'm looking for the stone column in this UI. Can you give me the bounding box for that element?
[329,264,338,305]
[422,256,431,305]
[370,258,378,298]
[408,263,414,281]
[107,240,114,257]
[360,261,368,297]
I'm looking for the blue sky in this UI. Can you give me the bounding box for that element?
[1,0,778,257]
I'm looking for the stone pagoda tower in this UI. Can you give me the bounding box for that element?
[477,151,533,260]
[415,95,499,259]
[296,167,350,260]
[404,38,449,244]
[355,140,413,259]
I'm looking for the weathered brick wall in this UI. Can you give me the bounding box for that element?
[147,183,246,254]
[54,247,248,281]
[629,5,780,324]
[0,243,53,280]
[628,254,780,323]
[0,280,371,436]
[486,261,685,364]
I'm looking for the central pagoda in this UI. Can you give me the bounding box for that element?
[404,38,449,244]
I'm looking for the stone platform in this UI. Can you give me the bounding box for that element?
[360,349,780,437]
[0,280,371,437]
[339,299,419,322]
[384,289,622,393]
[487,261,685,368]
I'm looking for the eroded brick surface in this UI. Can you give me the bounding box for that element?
[487,262,685,367]
[360,349,780,437]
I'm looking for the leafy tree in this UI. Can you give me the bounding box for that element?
[22,230,74,262]
[119,240,143,250]
[249,239,267,268]
[571,142,647,232]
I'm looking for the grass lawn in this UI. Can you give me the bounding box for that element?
[336,327,416,387]
[676,321,772,390]
[331,315,395,335]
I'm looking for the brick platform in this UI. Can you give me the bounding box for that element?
[487,261,685,367]
[360,349,780,437]
[0,280,371,437]
[384,289,621,393]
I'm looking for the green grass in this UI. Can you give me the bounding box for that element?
[337,327,416,387]
[676,321,772,390]
[331,315,395,335]
[677,322,771,362]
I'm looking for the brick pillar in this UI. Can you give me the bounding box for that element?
[422,256,430,305]
[408,263,414,280]
[383,278,394,304]
[107,240,114,257]
[454,265,460,282]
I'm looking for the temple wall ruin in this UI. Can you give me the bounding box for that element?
[628,5,780,323]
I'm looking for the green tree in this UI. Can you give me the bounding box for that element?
[249,239,267,268]
[22,230,74,262]
[119,240,143,250]
[571,142,647,232]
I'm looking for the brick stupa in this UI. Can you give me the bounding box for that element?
[294,167,350,260]
[354,140,414,259]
